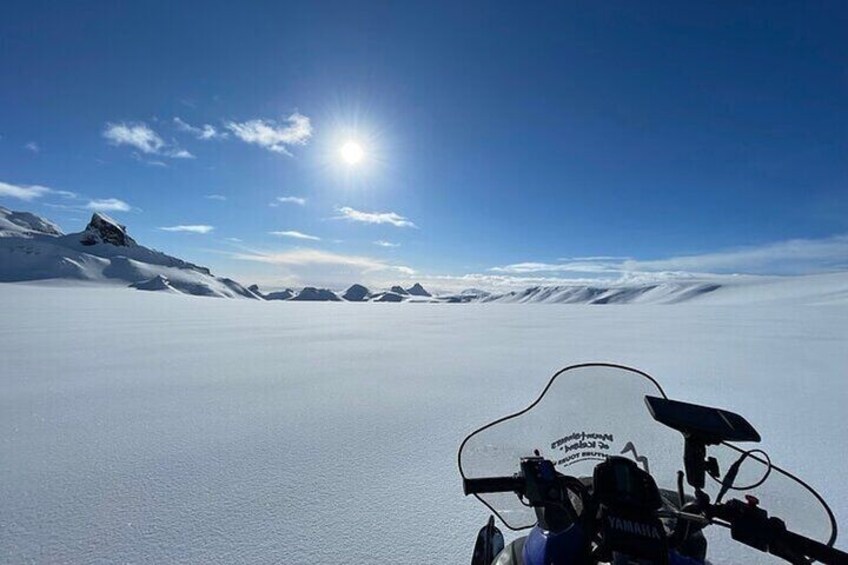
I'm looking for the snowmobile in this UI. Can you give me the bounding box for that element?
[459,363,848,564]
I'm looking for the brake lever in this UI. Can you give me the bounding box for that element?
[656,508,712,527]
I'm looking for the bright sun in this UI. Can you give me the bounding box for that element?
[340,141,364,165]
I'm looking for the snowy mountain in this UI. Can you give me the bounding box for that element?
[0,207,258,299]
[477,282,722,304]
[0,207,63,237]
[407,282,432,297]
[249,284,295,301]
[290,287,342,301]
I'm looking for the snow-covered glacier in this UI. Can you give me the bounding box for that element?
[0,283,846,563]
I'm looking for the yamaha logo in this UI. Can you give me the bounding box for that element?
[606,516,662,540]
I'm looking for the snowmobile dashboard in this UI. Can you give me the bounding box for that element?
[644,396,761,445]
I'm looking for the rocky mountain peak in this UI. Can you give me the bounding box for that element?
[343,284,370,301]
[80,213,136,247]
[406,283,431,297]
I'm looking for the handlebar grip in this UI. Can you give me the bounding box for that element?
[715,500,848,564]
[774,526,848,564]
[463,476,523,496]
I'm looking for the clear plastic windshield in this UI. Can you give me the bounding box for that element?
[458,364,836,548]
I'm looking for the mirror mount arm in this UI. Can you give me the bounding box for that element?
[683,436,711,489]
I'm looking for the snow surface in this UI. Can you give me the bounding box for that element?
[0,283,846,563]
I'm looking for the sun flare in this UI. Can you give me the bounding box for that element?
[340,141,364,165]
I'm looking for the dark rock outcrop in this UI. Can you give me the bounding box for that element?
[343,284,370,301]
[291,287,341,301]
[79,213,137,247]
[266,288,295,301]
[374,292,404,302]
[406,283,431,297]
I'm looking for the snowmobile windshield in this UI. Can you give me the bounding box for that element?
[458,364,837,548]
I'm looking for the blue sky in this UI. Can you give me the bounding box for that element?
[1,1,846,290]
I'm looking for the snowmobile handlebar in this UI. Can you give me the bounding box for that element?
[463,476,524,496]
[709,498,848,564]
[463,466,848,564]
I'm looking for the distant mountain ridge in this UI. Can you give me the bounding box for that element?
[2,207,846,305]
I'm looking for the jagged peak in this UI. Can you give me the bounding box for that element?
[406,282,431,297]
[80,213,137,247]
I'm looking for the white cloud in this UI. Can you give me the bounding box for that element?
[491,260,622,275]
[231,248,414,275]
[374,240,400,248]
[558,255,630,262]
[159,225,214,234]
[270,230,321,241]
[335,206,417,228]
[104,122,192,160]
[85,198,131,212]
[173,117,228,140]
[488,234,848,280]
[205,194,227,201]
[0,181,76,201]
[168,148,195,159]
[0,181,51,201]
[103,122,165,154]
[226,112,312,155]
[273,196,306,206]
[24,142,40,153]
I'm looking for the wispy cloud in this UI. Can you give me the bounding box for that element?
[135,156,169,167]
[85,198,132,212]
[625,235,848,275]
[24,142,40,153]
[103,122,193,159]
[159,225,214,234]
[489,234,848,279]
[491,260,622,275]
[374,240,400,248]
[272,196,306,206]
[0,180,76,201]
[0,181,51,201]
[205,194,227,201]
[169,149,195,159]
[270,230,321,241]
[231,247,414,275]
[174,117,228,140]
[226,112,312,155]
[335,206,417,228]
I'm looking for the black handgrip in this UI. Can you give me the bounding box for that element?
[715,500,848,564]
[463,476,524,496]
[772,523,848,564]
